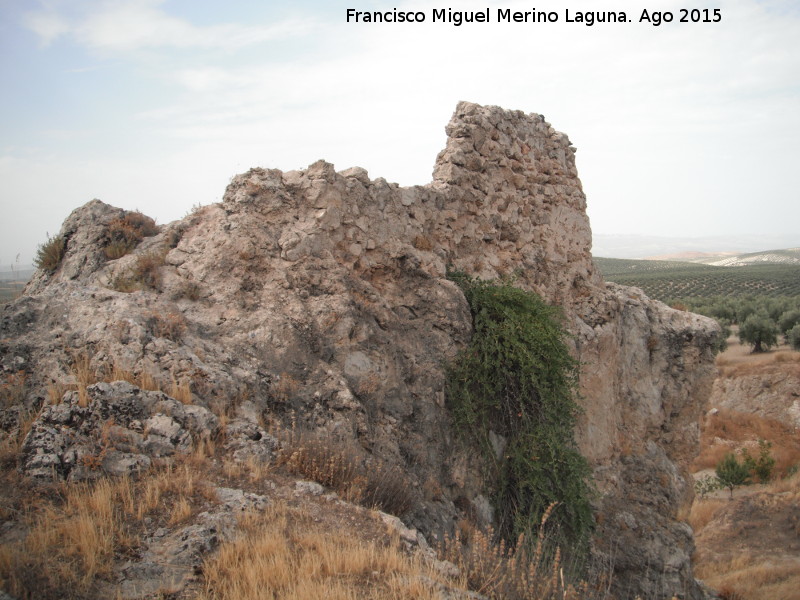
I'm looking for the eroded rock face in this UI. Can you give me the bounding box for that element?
[20,381,221,481]
[1,102,719,599]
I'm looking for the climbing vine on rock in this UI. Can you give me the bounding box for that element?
[446,273,593,555]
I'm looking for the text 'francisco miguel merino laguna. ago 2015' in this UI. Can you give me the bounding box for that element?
[345,7,723,27]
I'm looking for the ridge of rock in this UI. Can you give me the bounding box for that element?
[1,101,720,599]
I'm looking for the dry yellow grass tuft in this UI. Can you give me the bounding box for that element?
[687,498,727,531]
[200,502,449,600]
[694,554,800,600]
[0,462,212,598]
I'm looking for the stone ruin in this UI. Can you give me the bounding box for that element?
[1,102,720,599]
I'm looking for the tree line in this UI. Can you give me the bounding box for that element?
[668,295,800,352]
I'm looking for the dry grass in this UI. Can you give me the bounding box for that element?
[694,554,800,600]
[716,344,800,378]
[274,425,415,516]
[439,504,596,600]
[34,234,66,273]
[199,502,450,600]
[110,250,166,292]
[692,409,800,477]
[0,405,38,468]
[0,462,213,599]
[103,211,159,260]
[0,371,27,408]
[687,498,727,531]
[146,310,187,342]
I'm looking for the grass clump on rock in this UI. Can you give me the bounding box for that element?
[103,211,159,260]
[446,273,593,558]
[34,233,66,273]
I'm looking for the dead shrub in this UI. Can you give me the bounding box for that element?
[270,372,300,404]
[275,424,415,515]
[277,427,364,501]
[111,250,165,292]
[412,235,434,251]
[145,311,187,342]
[34,233,66,274]
[103,211,158,260]
[361,461,415,517]
[439,503,595,600]
[174,279,201,301]
[0,371,27,408]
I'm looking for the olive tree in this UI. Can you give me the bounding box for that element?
[738,313,778,353]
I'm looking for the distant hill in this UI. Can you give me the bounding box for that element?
[594,256,800,300]
[592,234,800,259]
[0,267,35,282]
[644,248,800,267]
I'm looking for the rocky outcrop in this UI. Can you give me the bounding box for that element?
[0,102,719,599]
[20,381,222,481]
[709,364,800,427]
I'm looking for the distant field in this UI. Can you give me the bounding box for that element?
[0,282,25,304]
[594,257,800,301]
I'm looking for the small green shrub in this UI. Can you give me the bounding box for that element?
[446,273,593,557]
[34,234,66,273]
[789,324,800,351]
[694,474,722,499]
[741,439,776,483]
[715,452,751,498]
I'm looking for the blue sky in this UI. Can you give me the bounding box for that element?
[2,0,800,266]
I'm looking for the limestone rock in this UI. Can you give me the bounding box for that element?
[0,102,721,599]
[20,381,220,481]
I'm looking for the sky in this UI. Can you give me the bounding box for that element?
[1,0,799,267]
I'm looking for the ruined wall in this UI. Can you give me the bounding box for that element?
[3,102,719,599]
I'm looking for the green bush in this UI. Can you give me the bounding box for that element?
[446,273,593,556]
[694,474,721,499]
[789,324,800,351]
[34,233,66,273]
[741,439,776,483]
[779,309,800,335]
[715,452,751,498]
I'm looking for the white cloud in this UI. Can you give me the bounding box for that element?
[23,0,312,52]
[6,0,800,265]
[23,9,70,46]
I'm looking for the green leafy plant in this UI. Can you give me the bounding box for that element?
[446,273,593,557]
[694,474,722,499]
[34,233,66,273]
[741,439,776,483]
[715,452,751,498]
[789,324,800,351]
